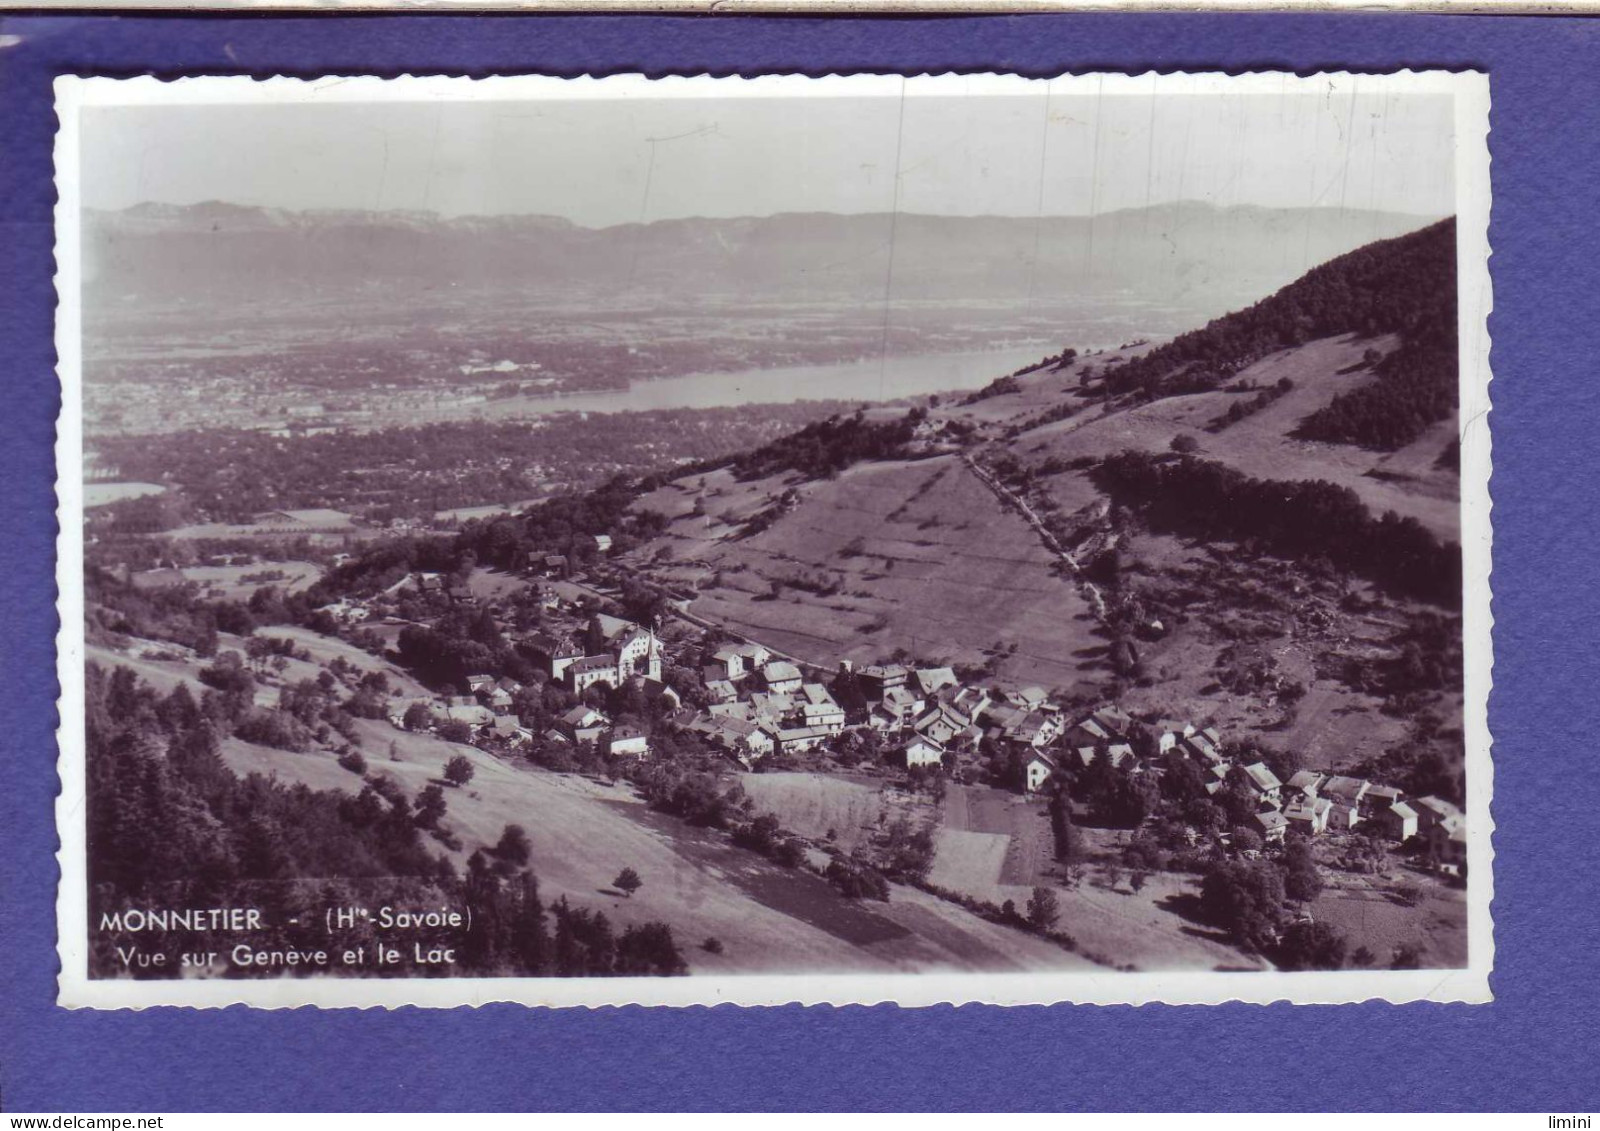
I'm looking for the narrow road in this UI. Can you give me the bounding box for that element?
[960,451,1108,621]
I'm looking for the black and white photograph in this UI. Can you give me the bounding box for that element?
[53,72,1492,1008]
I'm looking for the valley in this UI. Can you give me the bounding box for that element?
[78,216,1471,981]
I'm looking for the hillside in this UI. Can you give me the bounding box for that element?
[85,201,1435,316]
[1098,218,1459,450]
[84,627,1099,976]
[623,220,1465,796]
[634,456,1100,689]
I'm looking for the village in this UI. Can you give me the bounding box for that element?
[317,534,1469,904]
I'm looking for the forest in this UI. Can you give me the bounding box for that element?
[727,408,926,482]
[1093,449,1461,607]
[85,663,688,979]
[1098,219,1457,451]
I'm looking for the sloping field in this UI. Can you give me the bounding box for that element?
[946,346,1147,431]
[1314,882,1468,969]
[1031,872,1265,972]
[638,456,1100,689]
[255,625,433,699]
[927,827,1012,901]
[937,783,1258,970]
[738,772,896,853]
[1097,530,1421,772]
[1022,333,1458,541]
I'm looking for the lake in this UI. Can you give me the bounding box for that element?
[477,344,1057,418]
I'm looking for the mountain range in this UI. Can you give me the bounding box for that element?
[84,200,1440,315]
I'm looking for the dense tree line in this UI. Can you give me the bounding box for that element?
[1099,219,1457,451]
[1206,377,1294,433]
[728,408,924,482]
[1293,326,1457,450]
[1093,450,1460,607]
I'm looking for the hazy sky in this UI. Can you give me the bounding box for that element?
[80,89,1455,226]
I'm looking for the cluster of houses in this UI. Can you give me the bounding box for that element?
[1063,713,1468,873]
[358,564,1468,879]
[679,655,1073,780]
[526,613,665,693]
[687,642,847,766]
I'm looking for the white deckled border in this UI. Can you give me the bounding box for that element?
[53,70,1494,1009]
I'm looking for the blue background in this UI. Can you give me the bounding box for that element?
[0,11,1594,1112]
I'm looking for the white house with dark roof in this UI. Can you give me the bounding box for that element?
[903,735,946,769]
[1377,801,1420,842]
[1022,751,1057,793]
[1185,733,1223,767]
[1073,716,1112,745]
[1092,704,1133,735]
[1155,719,1194,753]
[914,667,958,697]
[1241,763,1283,806]
[1322,776,1371,806]
[882,685,924,723]
[1253,809,1289,844]
[528,633,585,679]
[1286,770,1325,798]
[761,661,804,694]
[606,725,651,759]
[566,655,619,693]
[1284,795,1333,835]
[1414,795,1465,834]
[710,647,746,682]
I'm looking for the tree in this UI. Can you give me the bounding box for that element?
[1391,942,1426,970]
[1170,433,1200,455]
[443,755,475,787]
[414,784,448,829]
[1200,859,1286,952]
[1230,826,1264,855]
[614,867,643,897]
[1049,790,1085,863]
[1026,886,1061,932]
[1277,920,1347,970]
[402,701,432,732]
[437,720,473,745]
[492,823,532,869]
[1281,838,1324,903]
